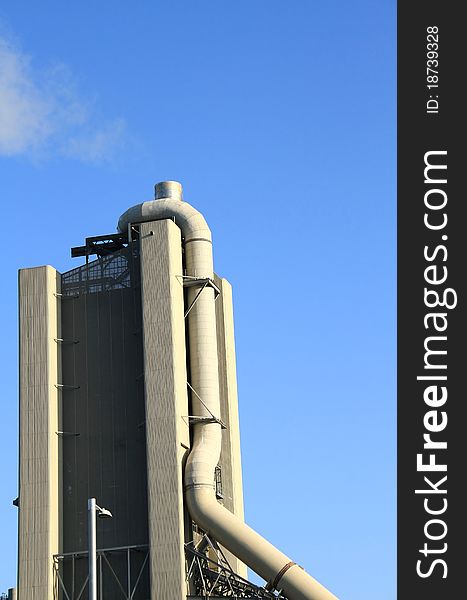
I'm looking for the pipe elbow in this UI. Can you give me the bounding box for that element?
[185,485,219,536]
[117,199,211,243]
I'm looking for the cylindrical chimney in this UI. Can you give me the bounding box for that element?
[154,180,183,201]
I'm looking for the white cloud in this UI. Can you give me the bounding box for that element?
[0,35,126,163]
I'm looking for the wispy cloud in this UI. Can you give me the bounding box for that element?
[0,35,126,163]
[64,118,127,164]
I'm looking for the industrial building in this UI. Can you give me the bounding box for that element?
[16,181,337,600]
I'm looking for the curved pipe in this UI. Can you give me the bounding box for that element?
[118,182,338,600]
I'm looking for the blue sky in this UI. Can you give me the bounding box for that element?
[0,1,395,598]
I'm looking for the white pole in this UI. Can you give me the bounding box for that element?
[88,498,97,600]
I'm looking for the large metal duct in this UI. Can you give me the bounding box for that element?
[118,181,338,600]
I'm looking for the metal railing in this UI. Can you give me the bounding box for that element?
[62,243,140,297]
[53,544,149,600]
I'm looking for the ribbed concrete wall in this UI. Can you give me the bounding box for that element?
[18,266,61,600]
[215,276,247,579]
[139,220,190,600]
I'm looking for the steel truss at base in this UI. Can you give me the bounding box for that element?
[185,535,287,599]
[53,544,149,600]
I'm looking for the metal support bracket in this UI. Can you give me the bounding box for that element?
[127,222,140,244]
[186,415,227,429]
[55,384,80,390]
[186,382,227,429]
[182,276,221,318]
[182,276,221,296]
[54,292,80,299]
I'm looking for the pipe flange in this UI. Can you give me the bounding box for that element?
[266,561,297,592]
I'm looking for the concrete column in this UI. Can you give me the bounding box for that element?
[139,220,190,600]
[215,276,247,578]
[18,266,61,600]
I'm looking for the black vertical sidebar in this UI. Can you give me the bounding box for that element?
[398,4,465,599]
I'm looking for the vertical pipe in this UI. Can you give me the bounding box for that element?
[88,498,97,600]
[127,548,131,599]
[99,553,103,600]
[72,555,75,600]
[117,185,338,600]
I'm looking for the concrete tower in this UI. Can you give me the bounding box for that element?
[17,182,337,600]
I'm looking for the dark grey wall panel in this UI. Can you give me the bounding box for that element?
[60,248,149,598]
